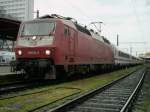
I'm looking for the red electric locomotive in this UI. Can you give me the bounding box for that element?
[15,14,114,79]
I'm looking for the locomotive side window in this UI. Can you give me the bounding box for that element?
[64,26,70,37]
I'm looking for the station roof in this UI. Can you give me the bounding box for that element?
[0,17,21,41]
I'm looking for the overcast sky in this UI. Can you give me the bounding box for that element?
[35,0,150,56]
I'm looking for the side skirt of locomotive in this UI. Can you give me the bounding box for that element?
[15,59,139,80]
[63,64,114,77]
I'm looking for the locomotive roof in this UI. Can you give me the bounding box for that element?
[23,17,77,30]
[38,14,92,35]
[24,14,112,45]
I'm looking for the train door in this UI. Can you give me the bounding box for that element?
[68,28,76,56]
[64,26,76,56]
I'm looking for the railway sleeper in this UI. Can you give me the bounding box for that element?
[94,95,129,101]
[71,106,119,112]
[80,102,123,109]
[89,99,126,104]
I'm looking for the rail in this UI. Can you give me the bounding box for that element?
[49,67,146,112]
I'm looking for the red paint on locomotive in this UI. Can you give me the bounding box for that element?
[16,15,136,79]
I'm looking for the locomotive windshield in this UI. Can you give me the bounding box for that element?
[21,22,55,36]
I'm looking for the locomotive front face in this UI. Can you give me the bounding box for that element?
[15,20,58,76]
[15,21,56,59]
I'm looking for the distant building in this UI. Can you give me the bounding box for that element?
[139,52,150,62]
[0,0,34,21]
[0,6,6,14]
[144,52,150,59]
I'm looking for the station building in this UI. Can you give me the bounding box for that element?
[0,0,34,21]
[0,0,34,51]
[0,17,20,51]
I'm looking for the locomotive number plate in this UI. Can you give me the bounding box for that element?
[28,51,40,55]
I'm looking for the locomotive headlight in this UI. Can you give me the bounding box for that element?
[32,36,37,40]
[18,50,22,55]
[45,50,51,55]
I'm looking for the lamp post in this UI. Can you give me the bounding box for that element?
[33,10,39,18]
[117,34,119,46]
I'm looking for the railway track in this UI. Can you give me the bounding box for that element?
[0,72,23,86]
[0,80,38,95]
[0,66,141,95]
[0,78,57,95]
[49,67,146,112]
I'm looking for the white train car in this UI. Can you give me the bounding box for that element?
[0,51,15,66]
[112,46,141,67]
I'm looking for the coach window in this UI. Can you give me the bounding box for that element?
[64,26,70,37]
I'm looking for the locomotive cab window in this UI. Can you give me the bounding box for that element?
[64,26,70,37]
[21,22,55,36]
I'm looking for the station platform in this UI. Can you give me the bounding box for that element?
[0,66,16,76]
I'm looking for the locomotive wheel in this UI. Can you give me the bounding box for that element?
[45,65,57,79]
[45,65,67,79]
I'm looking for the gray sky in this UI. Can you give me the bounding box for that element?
[35,0,150,56]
